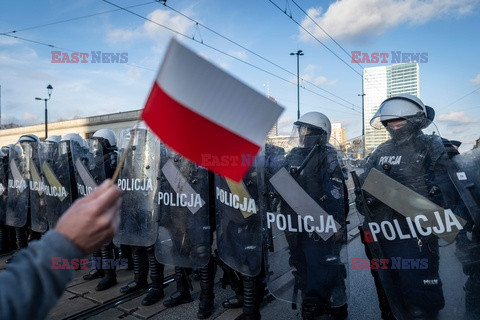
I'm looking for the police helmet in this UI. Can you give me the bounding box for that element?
[291,112,332,147]
[45,135,61,144]
[370,94,435,130]
[18,134,40,144]
[92,129,117,149]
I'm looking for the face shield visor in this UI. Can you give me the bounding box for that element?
[44,141,58,160]
[58,140,71,157]
[370,96,431,130]
[289,124,328,148]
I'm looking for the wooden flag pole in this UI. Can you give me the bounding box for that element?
[110,121,140,185]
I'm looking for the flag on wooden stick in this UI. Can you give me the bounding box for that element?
[141,38,284,182]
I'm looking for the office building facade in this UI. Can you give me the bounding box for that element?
[363,62,420,151]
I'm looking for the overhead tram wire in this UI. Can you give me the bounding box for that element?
[0,33,157,72]
[1,1,157,35]
[101,0,360,113]
[267,0,363,78]
[0,0,359,113]
[436,86,480,112]
[159,1,359,110]
[290,0,365,72]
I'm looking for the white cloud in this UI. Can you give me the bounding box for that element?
[106,8,195,44]
[0,35,20,46]
[314,75,327,85]
[437,111,478,123]
[228,50,248,61]
[296,64,332,87]
[470,74,480,84]
[22,112,40,124]
[277,116,295,135]
[299,0,479,42]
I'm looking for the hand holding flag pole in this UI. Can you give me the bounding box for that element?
[110,121,140,185]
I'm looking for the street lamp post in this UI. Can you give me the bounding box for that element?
[290,50,304,120]
[35,84,53,139]
[358,90,366,158]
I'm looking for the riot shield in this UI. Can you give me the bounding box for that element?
[215,153,263,277]
[448,148,480,232]
[25,142,48,233]
[154,145,211,268]
[353,134,474,320]
[0,149,9,226]
[447,147,480,319]
[71,139,106,197]
[113,127,160,247]
[41,140,73,228]
[5,144,29,228]
[264,143,349,308]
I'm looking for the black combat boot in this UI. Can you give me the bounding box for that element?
[84,250,104,280]
[120,246,148,294]
[197,258,215,319]
[95,243,117,291]
[301,298,329,320]
[330,304,348,320]
[7,227,28,263]
[164,267,193,308]
[465,272,480,319]
[222,268,244,309]
[142,247,165,306]
[15,226,28,249]
[235,276,262,320]
[0,225,9,254]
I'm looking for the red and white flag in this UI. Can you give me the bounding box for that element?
[141,38,284,182]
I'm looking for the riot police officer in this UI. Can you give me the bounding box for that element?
[82,129,119,291]
[0,146,13,254]
[114,124,165,306]
[156,145,215,319]
[10,134,42,250]
[356,94,465,319]
[279,112,349,320]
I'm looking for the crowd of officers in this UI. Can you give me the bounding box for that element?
[0,93,478,320]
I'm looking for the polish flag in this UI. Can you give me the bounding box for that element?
[141,38,284,182]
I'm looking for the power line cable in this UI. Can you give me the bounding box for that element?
[1,1,360,113]
[290,0,364,71]
[102,0,360,113]
[1,1,156,35]
[436,86,480,112]
[0,33,157,72]
[267,0,363,77]
[159,1,360,110]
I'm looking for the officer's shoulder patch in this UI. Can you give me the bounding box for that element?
[331,186,342,199]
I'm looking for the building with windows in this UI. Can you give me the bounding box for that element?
[329,122,346,147]
[363,62,420,152]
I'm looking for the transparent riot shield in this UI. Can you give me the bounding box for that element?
[113,127,160,247]
[215,153,263,277]
[155,144,211,268]
[41,140,73,228]
[264,143,349,308]
[353,133,474,320]
[0,149,9,226]
[25,142,48,233]
[447,147,480,319]
[5,143,29,228]
[71,139,106,197]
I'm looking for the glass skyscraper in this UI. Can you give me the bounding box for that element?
[363,62,420,152]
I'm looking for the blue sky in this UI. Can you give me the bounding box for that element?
[1,0,479,150]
